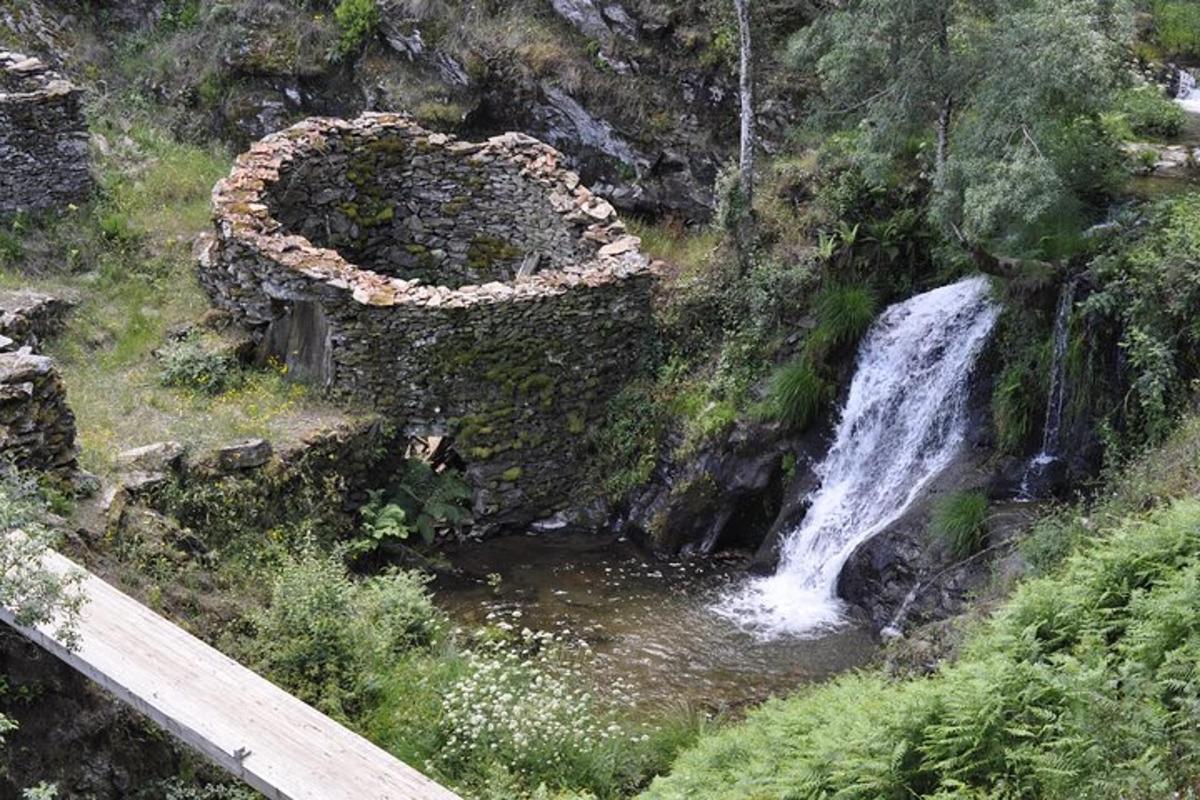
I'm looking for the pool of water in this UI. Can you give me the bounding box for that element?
[432,532,878,713]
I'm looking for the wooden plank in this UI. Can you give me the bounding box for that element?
[1,548,461,800]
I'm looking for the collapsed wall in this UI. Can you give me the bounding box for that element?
[0,350,77,475]
[201,113,658,526]
[0,51,91,217]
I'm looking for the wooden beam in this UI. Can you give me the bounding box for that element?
[1,547,461,800]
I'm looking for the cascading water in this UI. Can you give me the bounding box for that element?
[1176,68,1200,114]
[1018,278,1077,499]
[716,275,1000,637]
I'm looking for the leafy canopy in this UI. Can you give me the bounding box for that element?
[793,0,1133,254]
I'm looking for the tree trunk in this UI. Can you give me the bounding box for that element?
[734,0,755,210]
[936,93,952,178]
[934,7,952,180]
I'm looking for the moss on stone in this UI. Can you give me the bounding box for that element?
[467,235,522,271]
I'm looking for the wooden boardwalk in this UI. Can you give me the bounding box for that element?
[1,547,460,800]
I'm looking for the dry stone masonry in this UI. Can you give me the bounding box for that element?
[0,350,77,475]
[201,113,659,526]
[0,51,91,217]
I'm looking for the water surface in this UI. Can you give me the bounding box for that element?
[433,533,877,713]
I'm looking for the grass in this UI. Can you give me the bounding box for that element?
[813,284,877,347]
[992,361,1041,455]
[625,219,721,281]
[929,490,989,558]
[756,358,831,432]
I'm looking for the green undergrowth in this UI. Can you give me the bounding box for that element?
[644,413,1200,799]
[226,550,706,799]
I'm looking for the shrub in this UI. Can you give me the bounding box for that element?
[157,336,242,396]
[758,358,831,431]
[1114,87,1187,140]
[0,468,82,640]
[251,555,440,718]
[1153,0,1200,57]
[1084,192,1200,443]
[929,490,990,558]
[334,0,380,55]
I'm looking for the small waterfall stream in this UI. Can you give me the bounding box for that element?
[1018,278,1078,498]
[1176,68,1200,114]
[716,276,1000,637]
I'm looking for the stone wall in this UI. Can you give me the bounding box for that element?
[0,349,77,475]
[0,289,73,350]
[0,51,91,217]
[201,113,659,527]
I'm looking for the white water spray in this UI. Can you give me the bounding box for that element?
[1175,68,1200,114]
[716,275,1000,637]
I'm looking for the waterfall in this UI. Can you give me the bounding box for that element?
[1018,278,1077,499]
[716,276,1000,637]
[1175,68,1200,114]
[1039,278,1077,457]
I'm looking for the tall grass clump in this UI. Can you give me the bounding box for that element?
[992,361,1041,454]
[758,358,831,431]
[645,498,1200,799]
[810,283,877,353]
[929,490,989,558]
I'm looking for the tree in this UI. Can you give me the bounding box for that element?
[792,0,1133,254]
[733,0,756,210]
[0,470,82,756]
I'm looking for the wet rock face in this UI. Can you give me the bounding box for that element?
[203,114,660,529]
[0,51,92,217]
[619,419,809,556]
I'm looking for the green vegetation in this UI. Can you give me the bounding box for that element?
[646,432,1200,798]
[1148,0,1200,57]
[992,360,1043,455]
[929,490,990,558]
[157,335,244,396]
[795,0,1127,255]
[1084,192,1200,444]
[250,554,438,718]
[757,359,831,431]
[812,285,877,349]
[1110,86,1188,140]
[0,469,81,642]
[0,469,83,794]
[353,461,472,552]
[333,0,380,56]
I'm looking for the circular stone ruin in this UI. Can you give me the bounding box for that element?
[200,113,659,526]
[0,51,91,217]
